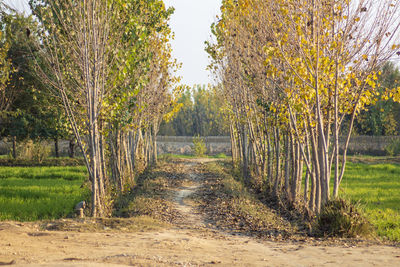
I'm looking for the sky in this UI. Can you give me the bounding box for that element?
[3,0,222,87]
[3,0,30,14]
[164,0,221,87]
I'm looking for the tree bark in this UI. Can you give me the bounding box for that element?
[273,126,281,195]
[12,136,17,159]
[54,138,59,158]
[68,138,75,158]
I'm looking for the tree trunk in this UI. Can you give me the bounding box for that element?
[54,138,60,158]
[273,127,281,195]
[153,130,158,165]
[266,129,272,186]
[69,138,75,158]
[12,136,17,159]
[284,133,290,198]
[230,123,237,166]
[304,169,309,202]
[241,124,249,179]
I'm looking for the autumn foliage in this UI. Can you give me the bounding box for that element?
[207,0,400,213]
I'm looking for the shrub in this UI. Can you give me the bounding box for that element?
[193,136,207,157]
[315,198,373,238]
[215,153,227,158]
[15,140,51,163]
[385,140,400,156]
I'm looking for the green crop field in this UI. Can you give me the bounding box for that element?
[0,166,89,221]
[340,161,400,241]
[0,156,399,242]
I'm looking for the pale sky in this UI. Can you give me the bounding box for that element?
[164,0,221,87]
[3,0,222,87]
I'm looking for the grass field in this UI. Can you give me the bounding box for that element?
[159,153,229,159]
[0,153,399,242]
[340,161,400,241]
[0,166,89,221]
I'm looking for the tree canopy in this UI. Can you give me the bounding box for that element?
[207,0,400,213]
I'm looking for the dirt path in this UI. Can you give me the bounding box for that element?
[172,161,206,229]
[1,159,399,267]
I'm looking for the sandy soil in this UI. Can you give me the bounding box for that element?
[0,159,399,267]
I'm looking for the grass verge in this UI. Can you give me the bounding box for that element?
[42,216,169,233]
[340,161,400,241]
[159,153,230,160]
[0,157,85,167]
[0,166,89,221]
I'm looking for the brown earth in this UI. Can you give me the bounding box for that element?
[0,158,399,267]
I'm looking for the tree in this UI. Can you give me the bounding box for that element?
[208,0,400,213]
[355,62,400,136]
[0,4,15,112]
[0,9,55,158]
[30,0,133,216]
[29,0,179,216]
[158,85,229,136]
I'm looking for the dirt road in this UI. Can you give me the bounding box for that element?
[0,159,399,266]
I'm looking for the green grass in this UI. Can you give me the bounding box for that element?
[340,162,400,241]
[159,153,231,159]
[0,166,89,221]
[0,156,85,167]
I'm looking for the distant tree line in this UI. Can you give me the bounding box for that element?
[354,62,400,136]
[158,85,230,136]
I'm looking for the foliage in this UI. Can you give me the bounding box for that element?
[315,199,372,238]
[0,157,85,167]
[15,140,51,163]
[159,85,229,136]
[385,140,400,156]
[207,0,400,215]
[0,166,89,221]
[0,10,67,145]
[27,0,180,216]
[193,136,207,157]
[214,153,228,159]
[355,62,400,136]
[0,9,14,112]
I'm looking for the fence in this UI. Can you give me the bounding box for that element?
[156,135,400,156]
[1,135,399,156]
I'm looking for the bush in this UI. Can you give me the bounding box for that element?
[385,140,400,156]
[315,198,373,238]
[15,140,51,163]
[193,136,207,157]
[215,153,227,158]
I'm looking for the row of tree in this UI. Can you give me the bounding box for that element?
[0,0,182,217]
[207,0,400,213]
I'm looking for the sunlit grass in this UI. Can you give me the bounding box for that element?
[159,153,230,159]
[340,162,400,241]
[0,166,89,221]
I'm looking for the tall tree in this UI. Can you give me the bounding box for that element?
[29,0,179,216]
[208,0,400,213]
